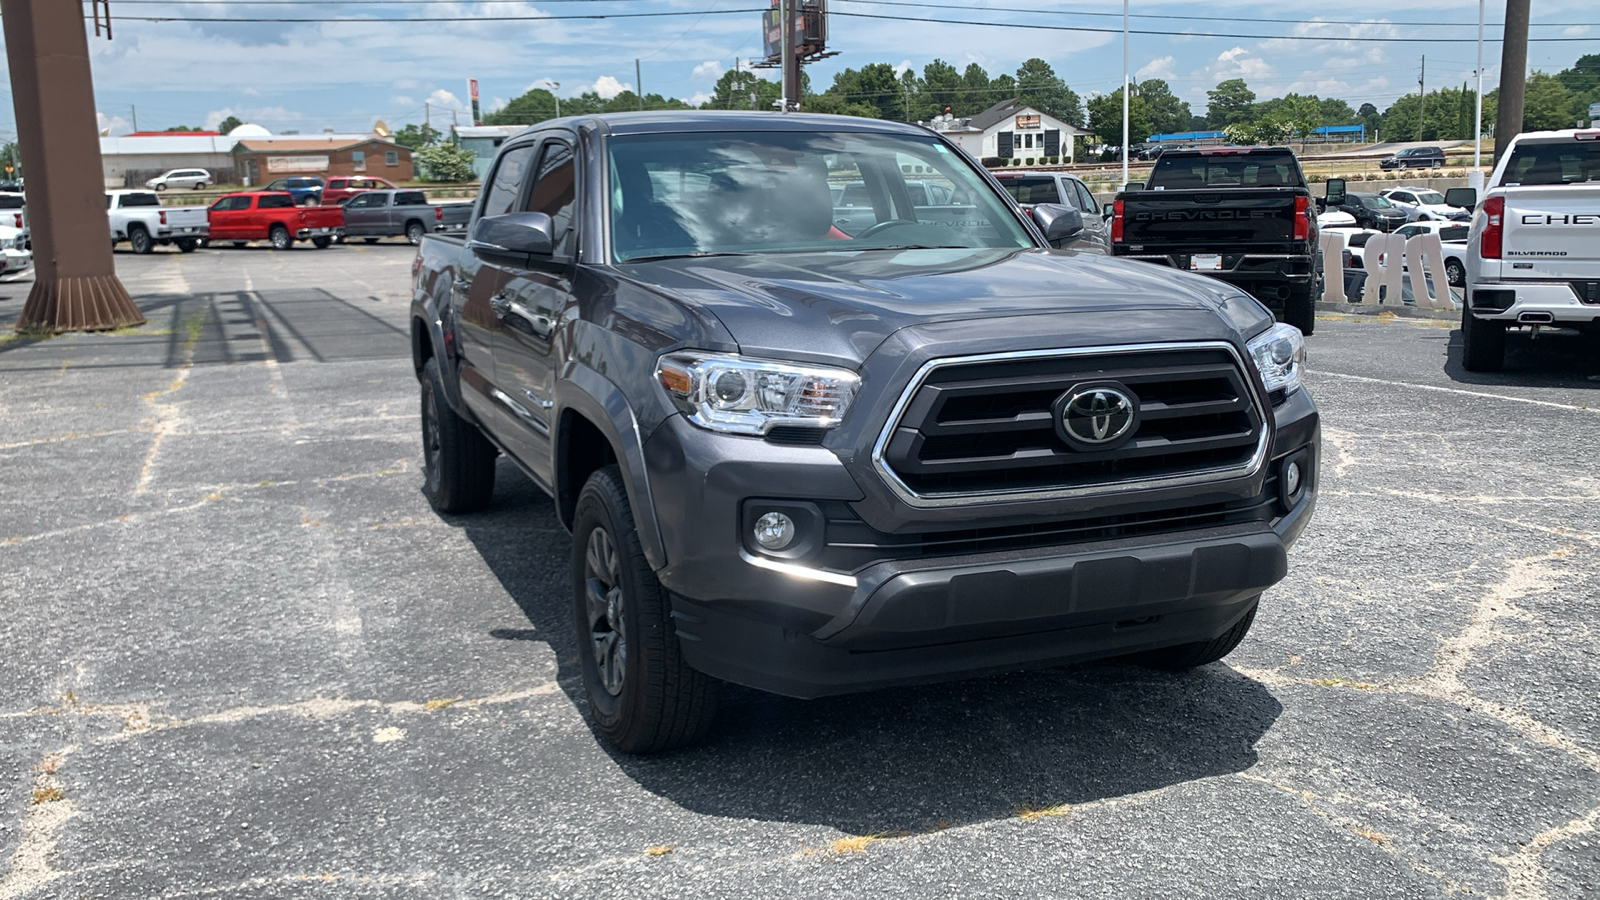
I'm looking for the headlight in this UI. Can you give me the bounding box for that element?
[0,237,15,250]
[656,352,859,436]
[1247,322,1305,398]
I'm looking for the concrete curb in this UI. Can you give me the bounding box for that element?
[1315,301,1459,322]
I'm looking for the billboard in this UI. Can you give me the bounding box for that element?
[762,1,828,64]
[468,79,482,127]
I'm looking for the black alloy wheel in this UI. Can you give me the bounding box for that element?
[128,226,153,255]
[583,526,628,698]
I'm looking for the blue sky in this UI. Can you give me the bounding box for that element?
[3,1,1595,137]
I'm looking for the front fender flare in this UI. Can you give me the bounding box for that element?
[555,365,668,571]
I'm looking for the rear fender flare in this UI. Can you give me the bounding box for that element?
[554,365,667,570]
[411,277,469,417]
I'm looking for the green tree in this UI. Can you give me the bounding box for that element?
[393,123,441,149]
[485,88,559,126]
[1014,58,1083,126]
[415,143,476,182]
[803,92,880,117]
[1522,71,1575,131]
[706,67,779,111]
[824,63,903,120]
[921,59,964,119]
[1137,79,1190,136]
[216,115,243,135]
[959,63,993,116]
[1358,102,1380,141]
[1207,79,1256,127]
[1284,95,1322,148]
[1086,87,1152,149]
[162,125,201,132]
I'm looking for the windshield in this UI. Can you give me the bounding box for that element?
[1148,153,1303,188]
[1362,195,1395,209]
[1500,139,1600,186]
[606,130,1033,262]
[1414,190,1445,204]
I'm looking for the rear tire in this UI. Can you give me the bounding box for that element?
[406,221,425,245]
[311,236,332,249]
[1461,306,1506,372]
[128,226,153,255]
[572,465,718,753]
[419,357,497,513]
[1283,282,1316,336]
[1131,600,1258,670]
[269,225,292,250]
[194,182,207,190]
[363,237,379,244]
[175,238,198,253]
[1445,259,1465,288]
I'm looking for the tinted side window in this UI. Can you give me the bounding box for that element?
[259,194,294,209]
[1071,180,1098,214]
[527,141,576,257]
[396,191,428,206]
[121,193,161,207]
[481,143,537,219]
[1440,226,1470,241]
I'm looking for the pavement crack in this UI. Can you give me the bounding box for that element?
[0,749,78,900]
[1492,799,1600,900]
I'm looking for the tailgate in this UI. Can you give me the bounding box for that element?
[1500,187,1600,279]
[304,207,345,227]
[1122,188,1300,248]
[165,207,209,228]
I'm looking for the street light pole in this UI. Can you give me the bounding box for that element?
[551,81,561,119]
[1121,0,1129,187]
[1472,0,1484,189]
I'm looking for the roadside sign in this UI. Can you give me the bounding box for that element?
[1590,101,1600,118]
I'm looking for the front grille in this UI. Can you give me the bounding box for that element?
[876,344,1266,503]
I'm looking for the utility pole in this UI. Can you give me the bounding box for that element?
[424,102,430,139]
[635,59,644,111]
[2,0,140,332]
[781,0,799,112]
[1417,56,1426,142]
[1494,0,1530,166]
[129,104,137,132]
[1472,0,1485,188]
[1121,0,1129,186]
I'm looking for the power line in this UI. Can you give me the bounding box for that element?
[97,8,765,23]
[836,0,1590,29]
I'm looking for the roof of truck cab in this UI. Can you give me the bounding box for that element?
[527,110,934,138]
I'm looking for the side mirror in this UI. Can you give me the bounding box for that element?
[1444,187,1477,210]
[1032,203,1085,247]
[1102,202,1115,219]
[469,212,554,263]
[1325,178,1346,207]
[1123,181,1145,192]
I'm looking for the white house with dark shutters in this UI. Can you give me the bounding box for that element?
[925,99,1092,163]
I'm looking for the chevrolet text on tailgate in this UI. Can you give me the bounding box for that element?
[410,112,1321,752]
[1111,146,1321,335]
[1453,129,1600,371]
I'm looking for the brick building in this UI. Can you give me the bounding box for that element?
[232,138,413,186]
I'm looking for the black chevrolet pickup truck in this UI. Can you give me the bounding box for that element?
[1111,147,1321,334]
[411,112,1320,752]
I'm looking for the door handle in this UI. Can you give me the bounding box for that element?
[490,292,553,338]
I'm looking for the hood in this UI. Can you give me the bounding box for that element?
[614,247,1270,367]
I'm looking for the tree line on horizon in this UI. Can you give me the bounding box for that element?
[384,52,1598,154]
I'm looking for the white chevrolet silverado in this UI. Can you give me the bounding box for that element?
[1453,129,1600,371]
[107,190,209,254]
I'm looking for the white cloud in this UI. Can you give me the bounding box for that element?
[589,75,630,99]
[390,95,415,108]
[427,89,465,111]
[96,112,129,136]
[688,91,713,106]
[691,61,722,81]
[1137,56,1177,82]
[893,59,913,77]
[1565,25,1591,37]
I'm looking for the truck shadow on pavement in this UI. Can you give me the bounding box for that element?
[462,470,1284,836]
[1444,327,1600,387]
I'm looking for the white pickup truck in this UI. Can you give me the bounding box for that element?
[107,190,208,254]
[1454,129,1600,371]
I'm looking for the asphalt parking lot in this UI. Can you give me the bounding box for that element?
[1,244,1597,899]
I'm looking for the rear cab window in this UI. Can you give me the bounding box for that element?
[258,194,294,209]
[119,193,161,208]
[1147,151,1305,189]
[396,191,429,206]
[1499,137,1600,187]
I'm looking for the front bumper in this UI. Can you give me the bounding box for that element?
[646,387,1320,699]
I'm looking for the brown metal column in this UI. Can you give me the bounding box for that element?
[2,0,142,332]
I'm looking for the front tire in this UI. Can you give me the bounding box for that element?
[128,226,153,255]
[1131,600,1258,670]
[1283,282,1316,335]
[154,183,167,191]
[269,225,292,250]
[419,358,496,513]
[1461,307,1506,372]
[572,465,718,753]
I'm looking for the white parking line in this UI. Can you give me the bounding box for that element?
[1312,370,1597,413]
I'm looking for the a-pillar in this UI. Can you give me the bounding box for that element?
[2,0,142,332]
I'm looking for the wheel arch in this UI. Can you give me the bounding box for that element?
[555,368,667,570]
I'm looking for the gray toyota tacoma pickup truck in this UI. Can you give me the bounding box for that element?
[410,111,1320,753]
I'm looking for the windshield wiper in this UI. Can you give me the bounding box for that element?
[623,251,751,263]
[861,244,977,251]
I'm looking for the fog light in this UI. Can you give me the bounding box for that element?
[1284,461,1302,497]
[753,512,796,551]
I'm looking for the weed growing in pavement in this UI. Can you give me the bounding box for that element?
[644,845,675,857]
[30,787,63,805]
[1015,803,1073,822]
[422,697,460,711]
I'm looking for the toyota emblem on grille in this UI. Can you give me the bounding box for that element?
[1055,383,1139,450]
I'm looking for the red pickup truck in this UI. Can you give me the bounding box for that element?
[322,176,398,206]
[207,191,345,249]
